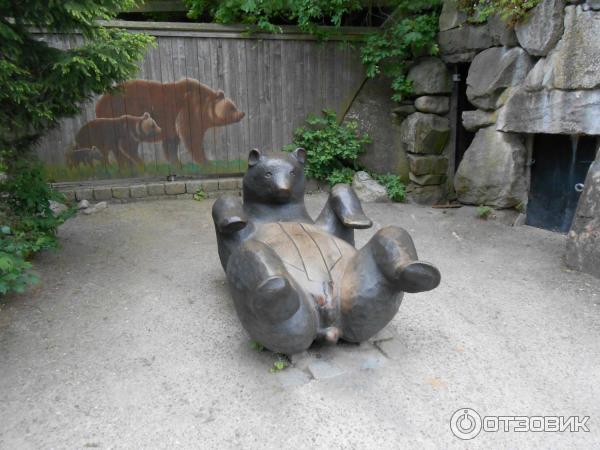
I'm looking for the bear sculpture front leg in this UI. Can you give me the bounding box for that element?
[316,184,372,246]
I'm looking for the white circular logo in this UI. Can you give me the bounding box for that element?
[450,408,482,440]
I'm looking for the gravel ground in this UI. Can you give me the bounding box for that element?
[1,195,599,449]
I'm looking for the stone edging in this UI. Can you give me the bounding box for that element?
[57,178,243,203]
[55,176,329,203]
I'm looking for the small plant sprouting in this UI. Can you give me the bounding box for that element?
[476,205,493,220]
[193,188,206,201]
[270,359,288,373]
[376,174,406,202]
[249,340,264,352]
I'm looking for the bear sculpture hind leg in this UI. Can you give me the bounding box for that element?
[226,239,318,354]
[339,226,441,342]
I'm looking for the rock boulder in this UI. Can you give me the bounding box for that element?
[407,58,451,96]
[414,96,450,114]
[439,0,467,31]
[566,152,600,278]
[537,5,600,90]
[400,113,450,155]
[438,24,493,62]
[462,109,497,131]
[515,0,565,56]
[352,171,390,203]
[497,88,600,135]
[466,47,533,110]
[454,126,527,208]
[407,154,449,176]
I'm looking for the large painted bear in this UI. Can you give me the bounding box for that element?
[95,78,245,165]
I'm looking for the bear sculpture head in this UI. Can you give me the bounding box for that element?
[243,148,306,204]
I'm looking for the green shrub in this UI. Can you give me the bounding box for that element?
[327,167,356,186]
[376,174,406,202]
[457,0,541,25]
[361,1,442,101]
[185,0,363,34]
[0,221,41,295]
[1,1,153,295]
[285,109,370,186]
[0,161,75,294]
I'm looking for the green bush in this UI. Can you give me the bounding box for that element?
[361,1,442,101]
[0,161,75,294]
[1,1,153,295]
[376,174,406,202]
[327,167,357,186]
[284,109,370,186]
[457,0,541,25]
[185,0,363,34]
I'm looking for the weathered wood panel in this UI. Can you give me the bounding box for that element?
[35,23,366,182]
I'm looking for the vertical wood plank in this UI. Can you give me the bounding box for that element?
[170,37,193,172]
[316,42,326,115]
[233,39,247,170]
[143,42,164,172]
[292,41,305,144]
[244,39,260,158]
[183,37,201,175]
[207,38,223,175]
[196,37,217,167]
[257,39,272,152]
[220,39,231,168]
[270,40,283,150]
[156,36,176,175]
[280,41,294,148]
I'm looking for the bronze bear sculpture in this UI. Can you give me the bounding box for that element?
[212,148,441,355]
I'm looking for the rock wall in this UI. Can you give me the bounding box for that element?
[438,0,600,277]
[345,76,410,182]
[396,58,453,204]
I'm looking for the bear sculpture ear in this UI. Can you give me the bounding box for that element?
[292,147,306,165]
[248,148,262,167]
[216,90,225,100]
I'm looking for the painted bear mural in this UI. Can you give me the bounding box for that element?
[74,113,161,169]
[95,78,245,165]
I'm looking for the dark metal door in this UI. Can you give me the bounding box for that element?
[453,63,476,169]
[527,135,598,233]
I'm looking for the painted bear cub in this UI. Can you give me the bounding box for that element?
[74,112,161,168]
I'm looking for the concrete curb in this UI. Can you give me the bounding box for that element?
[57,176,330,203]
[57,177,244,203]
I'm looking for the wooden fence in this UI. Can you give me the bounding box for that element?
[35,21,370,182]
